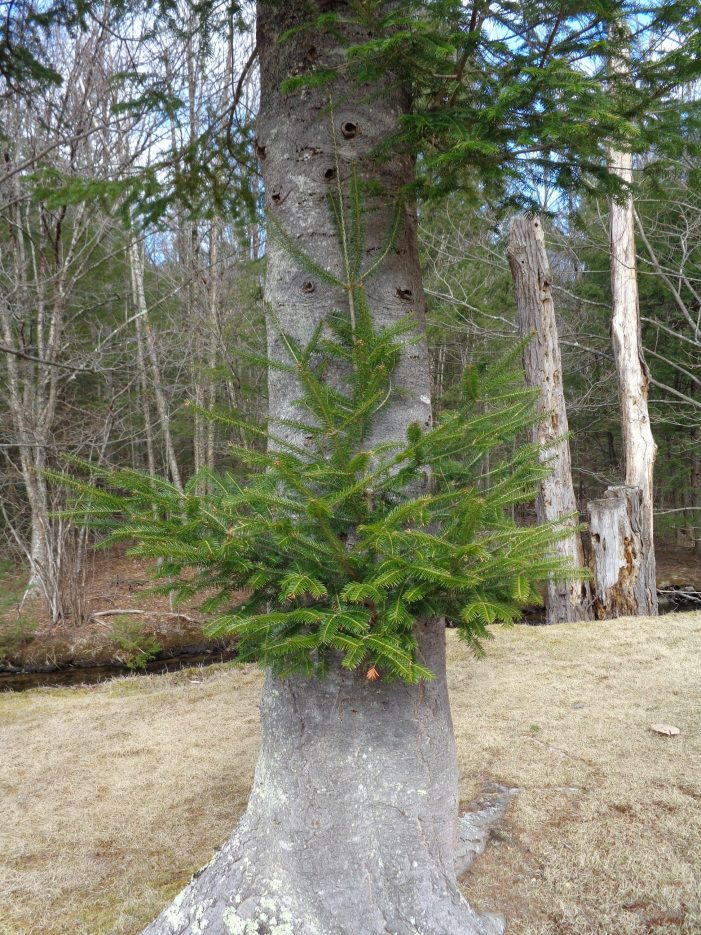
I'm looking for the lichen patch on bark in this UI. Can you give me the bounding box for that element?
[223,903,295,935]
[164,891,186,929]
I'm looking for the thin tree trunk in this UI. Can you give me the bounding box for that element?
[128,237,183,493]
[507,215,592,623]
[692,428,701,558]
[608,146,657,614]
[1,153,61,615]
[141,2,505,932]
[131,298,157,478]
[205,220,221,476]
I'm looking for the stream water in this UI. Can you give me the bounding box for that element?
[0,647,238,693]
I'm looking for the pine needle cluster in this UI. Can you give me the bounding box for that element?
[58,313,573,684]
[55,165,576,684]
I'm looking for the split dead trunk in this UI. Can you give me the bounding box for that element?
[607,24,657,616]
[607,156,657,614]
[506,216,592,623]
[141,1,506,932]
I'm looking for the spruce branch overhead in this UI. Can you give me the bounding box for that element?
[8,2,699,220]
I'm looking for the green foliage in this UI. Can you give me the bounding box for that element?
[12,2,699,223]
[58,327,574,684]
[53,170,577,684]
[110,616,161,671]
[0,0,65,93]
[272,1,701,208]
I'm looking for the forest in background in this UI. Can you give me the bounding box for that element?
[1,0,700,630]
[2,2,701,932]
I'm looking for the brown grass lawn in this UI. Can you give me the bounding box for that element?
[1,613,700,935]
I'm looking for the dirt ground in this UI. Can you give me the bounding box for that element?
[655,544,701,589]
[0,550,235,674]
[1,612,699,935]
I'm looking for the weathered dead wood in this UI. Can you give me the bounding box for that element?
[588,485,655,618]
[607,22,657,615]
[507,215,592,623]
[92,609,198,622]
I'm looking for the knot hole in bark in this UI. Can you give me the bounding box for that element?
[341,121,358,139]
[271,191,281,203]
[255,139,266,160]
[396,287,413,301]
[301,280,315,294]
[324,167,336,180]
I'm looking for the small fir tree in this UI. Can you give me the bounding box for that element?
[57,176,577,683]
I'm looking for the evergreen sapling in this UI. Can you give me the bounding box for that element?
[58,171,578,683]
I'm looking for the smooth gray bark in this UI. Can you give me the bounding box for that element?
[141,2,507,932]
[143,624,505,935]
[507,216,592,624]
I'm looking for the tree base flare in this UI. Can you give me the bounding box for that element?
[142,789,511,935]
[142,624,511,935]
[143,813,507,934]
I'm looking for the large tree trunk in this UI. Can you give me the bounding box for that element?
[507,215,592,624]
[143,623,502,935]
[141,2,505,933]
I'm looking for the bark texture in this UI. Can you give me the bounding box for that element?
[608,146,657,614]
[143,624,504,935]
[257,1,432,453]
[588,485,654,619]
[691,428,701,558]
[506,216,592,623]
[142,2,506,932]
[129,237,183,493]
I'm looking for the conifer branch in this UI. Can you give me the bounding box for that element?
[52,167,583,683]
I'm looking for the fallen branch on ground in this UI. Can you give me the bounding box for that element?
[92,609,199,623]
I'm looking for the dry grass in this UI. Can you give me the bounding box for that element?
[1,613,700,935]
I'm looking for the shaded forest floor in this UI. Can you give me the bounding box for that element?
[655,543,701,588]
[1,613,700,935]
[0,550,236,676]
[1,542,700,677]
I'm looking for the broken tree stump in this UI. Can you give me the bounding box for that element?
[588,485,657,618]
